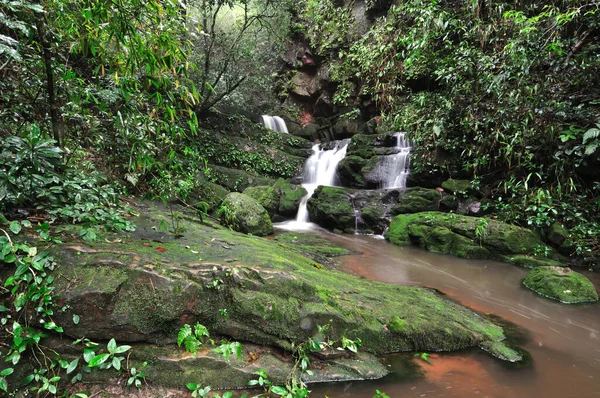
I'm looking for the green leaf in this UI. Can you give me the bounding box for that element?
[9,221,21,235]
[0,368,13,377]
[88,353,110,367]
[107,338,117,353]
[0,378,6,392]
[113,344,131,354]
[270,386,287,395]
[73,314,80,325]
[112,356,121,371]
[177,324,192,346]
[186,383,198,391]
[66,358,79,374]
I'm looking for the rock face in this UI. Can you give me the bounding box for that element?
[220,193,274,236]
[523,266,599,304]
[385,212,552,261]
[47,203,521,390]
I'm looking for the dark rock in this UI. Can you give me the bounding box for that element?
[439,194,458,211]
[221,192,274,236]
[390,188,440,215]
[547,222,568,247]
[337,155,368,188]
[523,266,599,304]
[333,115,361,139]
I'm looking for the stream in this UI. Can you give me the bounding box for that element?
[284,229,600,398]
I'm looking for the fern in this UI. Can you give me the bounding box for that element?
[583,124,600,155]
[583,124,600,144]
[177,324,192,347]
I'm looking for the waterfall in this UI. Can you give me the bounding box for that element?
[295,139,350,223]
[377,132,411,189]
[260,115,289,133]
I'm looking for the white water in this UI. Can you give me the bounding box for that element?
[376,132,411,189]
[276,140,350,231]
[260,115,289,133]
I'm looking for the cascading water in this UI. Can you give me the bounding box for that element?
[376,132,412,189]
[260,115,289,133]
[295,139,350,223]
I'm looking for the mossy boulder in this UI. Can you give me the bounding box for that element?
[273,178,308,217]
[307,186,355,233]
[390,188,440,215]
[523,266,599,304]
[337,155,367,187]
[508,255,567,269]
[189,176,230,212]
[221,193,273,236]
[385,212,548,260]
[441,178,471,194]
[243,186,280,217]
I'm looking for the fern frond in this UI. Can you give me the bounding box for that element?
[583,126,600,144]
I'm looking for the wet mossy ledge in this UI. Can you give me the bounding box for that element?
[41,203,523,389]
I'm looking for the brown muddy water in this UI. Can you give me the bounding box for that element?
[302,232,600,398]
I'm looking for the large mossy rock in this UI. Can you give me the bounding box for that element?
[385,212,549,260]
[273,178,308,217]
[307,186,355,233]
[523,266,599,304]
[221,193,273,236]
[390,188,440,214]
[243,186,280,217]
[46,203,521,389]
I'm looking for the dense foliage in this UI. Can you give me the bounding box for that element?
[294,0,600,258]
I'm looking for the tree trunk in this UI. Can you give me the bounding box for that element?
[36,18,60,146]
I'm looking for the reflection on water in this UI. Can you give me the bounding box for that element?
[302,232,600,398]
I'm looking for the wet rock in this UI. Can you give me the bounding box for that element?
[307,186,355,233]
[221,193,273,236]
[386,212,550,261]
[439,194,458,211]
[337,155,368,188]
[273,178,308,217]
[523,266,599,304]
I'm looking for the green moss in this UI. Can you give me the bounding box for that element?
[441,179,471,194]
[273,178,308,217]
[221,192,274,236]
[388,316,407,333]
[307,186,355,233]
[508,255,567,269]
[243,185,280,216]
[523,266,599,304]
[386,212,548,261]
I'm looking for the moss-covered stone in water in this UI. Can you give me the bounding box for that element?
[385,212,548,261]
[273,178,307,217]
[508,255,567,269]
[243,185,280,217]
[337,155,367,187]
[307,186,355,233]
[523,266,599,304]
[221,192,273,236]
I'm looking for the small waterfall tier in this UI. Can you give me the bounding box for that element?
[376,132,412,189]
[295,139,350,223]
[260,115,289,133]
